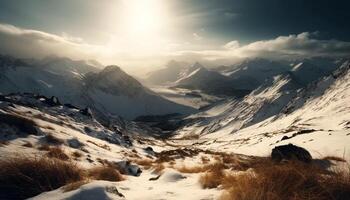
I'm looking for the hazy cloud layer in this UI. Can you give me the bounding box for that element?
[0,23,349,70]
[232,32,350,59]
[0,23,106,61]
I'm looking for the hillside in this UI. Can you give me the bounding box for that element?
[0,55,195,119]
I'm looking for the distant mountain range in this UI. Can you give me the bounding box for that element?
[145,58,342,97]
[0,55,195,119]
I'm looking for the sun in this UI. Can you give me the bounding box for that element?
[122,0,167,38]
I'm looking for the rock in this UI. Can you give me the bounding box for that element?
[145,146,154,152]
[80,107,93,117]
[44,96,61,106]
[84,126,92,133]
[116,161,142,176]
[64,103,79,109]
[271,143,312,163]
[67,138,84,148]
[281,136,290,141]
[123,135,132,146]
[144,146,155,156]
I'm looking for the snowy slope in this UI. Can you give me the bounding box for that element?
[0,55,195,119]
[0,94,221,200]
[176,61,350,159]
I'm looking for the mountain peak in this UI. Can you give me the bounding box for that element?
[102,65,122,73]
[192,62,204,69]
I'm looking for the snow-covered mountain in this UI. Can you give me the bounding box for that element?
[0,55,195,119]
[175,60,350,158]
[82,65,195,119]
[224,58,291,89]
[1,58,349,200]
[175,62,250,97]
[145,60,190,85]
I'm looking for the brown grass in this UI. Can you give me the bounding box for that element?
[200,171,223,189]
[87,166,124,182]
[43,125,55,130]
[87,140,111,151]
[323,156,347,162]
[219,161,350,200]
[201,156,210,164]
[152,163,165,174]
[62,180,90,192]
[37,144,51,151]
[132,158,154,168]
[176,162,226,174]
[46,147,70,161]
[22,141,33,147]
[72,151,83,158]
[0,141,10,147]
[0,156,83,199]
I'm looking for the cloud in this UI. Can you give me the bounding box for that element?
[230,32,350,59]
[223,40,240,50]
[0,23,349,72]
[0,23,106,61]
[174,32,350,65]
[192,33,203,41]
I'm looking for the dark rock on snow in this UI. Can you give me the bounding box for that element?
[271,143,312,163]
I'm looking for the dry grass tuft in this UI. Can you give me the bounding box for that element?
[62,180,90,192]
[152,163,165,174]
[0,141,10,147]
[199,161,225,189]
[323,156,347,162]
[132,158,154,168]
[46,147,70,161]
[87,166,124,182]
[0,156,83,199]
[22,141,33,147]
[201,156,210,164]
[220,161,350,200]
[200,171,223,189]
[176,162,226,174]
[72,151,83,158]
[87,140,111,151]
[37,144,51,151]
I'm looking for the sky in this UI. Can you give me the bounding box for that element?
[0,0,350,73]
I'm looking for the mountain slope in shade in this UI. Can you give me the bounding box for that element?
[145,60,189,85]
[290,62,328,85]
[175,63,250,97]
[83,66,196,119]
[0,55,195,119]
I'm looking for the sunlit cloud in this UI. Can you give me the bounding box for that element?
[1,22,350,73]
